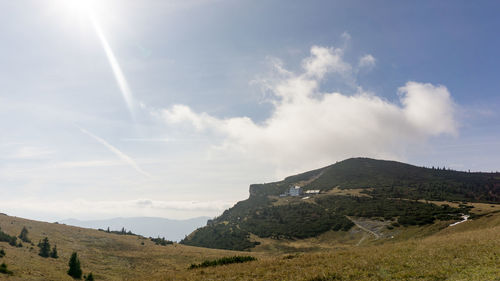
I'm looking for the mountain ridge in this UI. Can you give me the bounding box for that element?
[59,216,210,242]
[181,157,500,250]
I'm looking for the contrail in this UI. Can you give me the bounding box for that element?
[88,11,136,120]
[79,128,150,177]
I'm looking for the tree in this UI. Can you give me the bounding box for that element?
[18,226,31,243]
[0,262,13,275]
[50,245,58,259]
[38,237,51,257]
[67,252,82,279]
[84,272,94,281]
[8,236,17,247]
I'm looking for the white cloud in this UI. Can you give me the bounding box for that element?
[358,54,376,69]
[79,128,151,177]
[302,46,351,79]
[160,45,458,176]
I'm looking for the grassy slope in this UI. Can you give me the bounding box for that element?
[1,206,499,280]
[0,214,263,280]
[182,212,500,280]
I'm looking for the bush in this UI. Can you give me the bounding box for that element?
[0,262,13,275]
[189,256,257,269]
[0,228,15,244]
[0,249,5,257]
[84,272,94,281]
[150,237,173,246]
[8,236,17,247]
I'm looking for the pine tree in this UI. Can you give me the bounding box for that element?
[18,226,31,243]
[38,237,51,258]
[67,252,82,279]
[50,245,58,259]
[84,272,94,281]
[8,236,17,247]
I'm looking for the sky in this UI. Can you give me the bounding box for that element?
[1,0,499,222]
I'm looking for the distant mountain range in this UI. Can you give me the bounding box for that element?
[59,216,210,242]
[181,157,500,250]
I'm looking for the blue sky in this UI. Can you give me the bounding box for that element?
[1,0,499,221]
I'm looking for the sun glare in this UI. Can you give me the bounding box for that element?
[63,0,96,17]
[50,0,137,120]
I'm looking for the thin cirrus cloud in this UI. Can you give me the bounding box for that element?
[160,44,458,176]
[79,128,151,177]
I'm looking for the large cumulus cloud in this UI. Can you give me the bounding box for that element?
[161,45,457,175]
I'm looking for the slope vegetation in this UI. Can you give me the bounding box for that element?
[181,158,500,250]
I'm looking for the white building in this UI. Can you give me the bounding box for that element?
[289,186,302,196]
[304,190,320,195]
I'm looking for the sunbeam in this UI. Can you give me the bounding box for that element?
[53,0,137,120]
[88,12,136,120]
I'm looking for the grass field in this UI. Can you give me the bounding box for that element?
[1,205,499,280]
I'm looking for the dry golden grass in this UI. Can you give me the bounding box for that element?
[419,200,500,215]
[1,211,499,280]
[325,187,373,197]
[0,214,264,280]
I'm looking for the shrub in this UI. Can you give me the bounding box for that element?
[0,249,5,257]
[0,227,15,244]
[84,272,94,281]
[8,236,17,247]
[0,262,13,275]
[18,226,31,243]
[150,237,174,246]
[189,256,257,269]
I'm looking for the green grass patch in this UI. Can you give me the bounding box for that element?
[189,255,257,269]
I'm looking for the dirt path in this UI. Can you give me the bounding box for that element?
[449,214,470,226]
[347,216,381,239]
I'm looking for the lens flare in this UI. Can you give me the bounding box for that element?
[88,12,136,119]
[55,0,137,120]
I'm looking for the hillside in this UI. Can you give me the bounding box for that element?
[181,158,500,250]
[0,214,264,280]
[1,206,499,280]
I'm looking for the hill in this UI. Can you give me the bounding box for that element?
[180,158,500,250]
[0,213,263,280]
[59,216,210,242]
[1,205,499,280]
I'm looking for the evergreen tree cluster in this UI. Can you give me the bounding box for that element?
[37,237,58,258]
[150,237,173,246]
[98,227,138,236]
